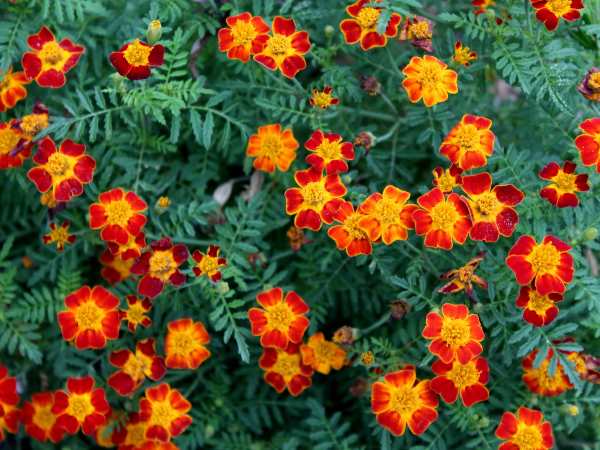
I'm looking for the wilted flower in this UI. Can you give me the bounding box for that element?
[577,67,600,102]
[389,299,410,320]
[359,75,381,96]
[353,131,375,151]
[438,254,488,298]
[400,16,433,52]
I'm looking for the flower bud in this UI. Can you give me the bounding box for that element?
[147,19,162,44]
[359,75,381,96]
[354,131,375,150]
[216,281,230,294]
[21,256,33,269]
[562,404,579,416]
[360,351,374,366]
[332,326,360,345]
[155,196,170,214]
[390,299,410,320]
[583,227,598,241]
[324,25,335,37]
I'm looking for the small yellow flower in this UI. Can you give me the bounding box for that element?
[453,41,477,67]
[360,351,374,366]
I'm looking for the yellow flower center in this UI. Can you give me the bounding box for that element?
[446,360,480,389]
[552,171,577,192]
[416,61,443,88]
[436,171,457,193]
[149,400,179,429]
[316,139,342,161]
[527,291,553,314]
[545,0,572,16]
[231,20,257,46]
[457,266,475,283]
[264,303,295,331]
[373,198,402,225]
[20,113,49,138]
[300,182,328,208]
[74,302,103,330]
[272,351,300,380]
[199,255,220,275]
[126,303,147,324]
[125,423,147,445]
[440,317,471,347]
[527,243,560,275]
[311,91,334,108]
[589,72,600,90]
[169,330,195,355]
[511,424,544,450]
[0,128,20,155]
[430,201,458,230]
[123,353,149,380]
[148,250,176,280]
[260,134,282,159]
[39,41,68,67]
[46,152,71,177]
[34,405,56,429]
[67,394,94,422]
[409,21,431,40]
[344,213,369,240]
[48,225,70,246]
[157,196,170,208]
[105,200,133,227]
[315,341,336,361]
[123,40,152,66]
[388,386,419,416]
[454,124,479,152]
[356,7,380,29]
[267,35,291,56]
[474,192,500,217]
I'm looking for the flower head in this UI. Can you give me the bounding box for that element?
[431,357,489,407]
[327,200,372,257]
[495,407,554,450]
[0,67,30,112]
[122,295,153,333]
[192,245,227,282]
[165,318,211,370]
[16,102,50,139]
[248,287,309,349]
[575,117,600,172]
[402,55,458,107]
[115,412,147,450]
[22,392,64,443]
[309,86,339,109]
[218,12,270,63]
[472,0,496,14]
[99,249,135,285]
[438,254,488,298]
[0,120,33,169]
[139,383,192,442]
[539,161,589,208]
[0,365,20,442]
[107,232,147,261]
[246,124,298,173]
[108,339,166,396]
[22,26,84,88]
[453,41,477,66]
[440,114,495,170]
[516,286,563,327]
[305,130,354,174]
[432,165,462,193]
[340,0,402,51]
[522,347,581,396]
[577,68,600,102]
[300,332,346,375]
[287,225,309,251]
[531,0,583,31]
[57,285,121,349]
[400,16,433,52]
[259,342,313,396]
[43,220,76,251]
[110,39,164,80]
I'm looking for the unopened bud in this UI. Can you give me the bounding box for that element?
[155,196,170,214]
[583,227,598,241]
[21,256,33,269]
[360,351,374,366]
[354,131,376,150]
[562,404,579,416]
[359,75,381,96]
[332,326,360,345]
[216,281,230,294]
[324,25,335,37]
[390,300,410,320]
[147,19,162,44]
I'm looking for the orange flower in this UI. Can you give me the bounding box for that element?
[304,130,354,174]
[139,383,192,442]
[431,357,489,407]
[422,303,485,364]
[300,332,346,375]
[402,55,458,107]
[440,114,495,170]
[452,41,477,66]
[259,342,313,396]
[110,39,164,80]
[400,15,433,52]
[218,12,270,63]
[43,220,76,251]
[253,16,311,79]
[248,287,309,349]
[15,102,50,139]
[165,318,211,370]
[106,232,147,261]
[460,172,524,242]
[309,86,339,109]
[108,339,166,396]
[413,188,471,250]
[0,365,20,442]
[539,161,589,207]
[246,124,298,173]
[522,346,583,397]
[89,188,148,245]
[122,295,153,333]
[0,67,30,112]
[495,407,554,450]
[99,249,134,285]
[531,0,583,31]
[505,235,574,295]
[57,285,121,349]
[22,26,84,88]
[371,366,438,436]
[358,185,417,245]
[130,237,189,299]
[432,165,462,193]
[327,200,372,257]
[438,254,488,298]
[472,0,496,14]
[114,412,147,450]
[22,392,64,443]
[516,286,563,327]
[52,376,110,435]
[284,167,347,231]
[192,245,227,282]
[0,120,33,169]
[339,0,402,51]
[575,117,600,172]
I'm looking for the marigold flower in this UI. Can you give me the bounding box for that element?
[287,225,309,251]
[516,285,562,327]
[309,86,339,109]
[432,165,462,193]
[300,332,346,375]
[246,123,298,173]
[332,325,359,345]
[22,26,84,88]
[460,172,524,242]
[340,0,402,51]
[94,410,126,447]
[371,366,438,436]
[431,357,489,407]
[52,376,110,435]
[156,196,170,212]
[354,130,375,150]
[438,254,488,297]
[577,68,600,102]
[165,318,211,370]
[43,220,76,251]
[110,39,164,80]
[304,130,354,175]
[400,16,433,52]
[259,342,313,396]
[140,441,180,450]
[472,0,496,14]
[359,75,381,95]
[108,339,166,396]
[575,117,600,171]
[100,249,134,285]
[413,188,471,250]
[22,392,65,443]
[440,114,495,170]
[139,383,192,442]
[217,12,269,63]
[114,412,147,450]
[57,285,121,349]
[254,16,310,79]
[360,351,374,366]
[192,245,227,282]
[505,235,574,295]
[0,365,20,442]
[402,55,458,107]
[16,102,49,139]
[284,167,347,231]
[422,303,484,364]
[531,0,583,31]
[453,41,477,66]
[90,188,148,244]
[0,120,33,169]
[522,347,580,397]
[327,200,372,257]
[0,67,30,112]
[248,287,309,349]
[539,161,589,208]
[121,295,152,333]
[495,407,554,450]
[107,232,147,261]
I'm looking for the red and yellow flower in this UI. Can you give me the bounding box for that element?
[300,332,347,375]
[0,67,30,112]
[52,376,110,435]
[539,161,589,207]
[246,124,298,173]
[460,172,524,242]
[217,12,270,63]
[22,26,84,88]
[15,102,50,139]
[453,41,477,66]
[94,411,125,448]
[431,357,489,407]
[413,188,471,250]
[57,285,121,349]
[371,366,438,436]
[89,188,148,244]
[113,412,146,450]
[248,287,309,349]
[422,303,485,364]
[0,365,20,442]
[402,55,458,107]
[399,16,434,53]
[339,0,402,51]
[309,86,339,109]
[440,114,495,170]
[0,120,33,169]
[432,165,462,193]
[110,40,164,80]
[495,407,554,450]
[192,245,227,282]
[575,117,600,172]
[108,339,166,396]
[138,383,192,442]
[122,295,153,333]
[165,318,211,370]
[304,130,354,174]
[284,167,347,231]
[99,249,135,285]
[253,16,311,79]
[516,286,563,327]
[43,220,76,251]
[130,237,188,299]
[505,235,574,295]
[259,342,313,396]
[22,392,64,443]
[327,200,372,257]
[472,0,496,14]
[106,232,147,261]
[438,254,488,297]
[522,347,580,397]
[531,0,583,31]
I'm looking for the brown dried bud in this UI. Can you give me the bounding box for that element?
[287,225,308,251]
[359,75,381,96]
[353,131,375,151]
[349,377,368,397]
[332,326,359,345]
[390,300,410,320]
